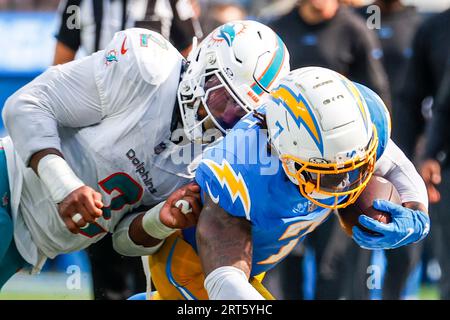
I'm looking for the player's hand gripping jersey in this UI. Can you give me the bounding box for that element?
[2,28,193,266]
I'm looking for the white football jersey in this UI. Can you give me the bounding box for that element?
[2,28,197,267]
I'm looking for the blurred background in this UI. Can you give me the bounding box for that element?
[1,0,450,300]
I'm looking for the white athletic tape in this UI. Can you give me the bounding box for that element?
[175,199,192,214]
[71,213,90,229]
[72,213,83,224]
[37,154,85,203]
[142,201,177,240]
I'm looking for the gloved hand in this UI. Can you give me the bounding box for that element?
[352,200,430,250]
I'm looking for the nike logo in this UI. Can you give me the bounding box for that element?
[121,36,128,55]
[206,182,220,204]
[392,228,414,247]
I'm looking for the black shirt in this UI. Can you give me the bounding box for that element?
[424,58,450,162]
[56,0,199,54]
[270,6,391,108]
[359,6,422,99]
[394,9,450,158]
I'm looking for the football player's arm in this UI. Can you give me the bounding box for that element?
[114,182,202,255]
[2,54,106,233]
[3,55,103,166]
[374,139,428,212]
[196,195,264,300]
[352,139,430,249]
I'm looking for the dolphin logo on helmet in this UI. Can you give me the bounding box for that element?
[178,20,290,143]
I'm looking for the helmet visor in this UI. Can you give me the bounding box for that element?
[202,73,250,131]
[305,162,372,193]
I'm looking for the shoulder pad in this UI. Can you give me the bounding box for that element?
[107,28,183,85]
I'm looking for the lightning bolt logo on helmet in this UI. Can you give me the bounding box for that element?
[203,159,251,219]
[271,84,324,156]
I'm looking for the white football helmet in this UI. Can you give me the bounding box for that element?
[266,67,382,209]
[178,20,290,142]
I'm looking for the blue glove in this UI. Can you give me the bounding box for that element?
[352,199,430,250]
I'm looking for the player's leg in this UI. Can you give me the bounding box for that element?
[146,231,274,300]
[147,232,209,300]
[0,203,12,262]
[0,147,26,289]
[0,236,26,289]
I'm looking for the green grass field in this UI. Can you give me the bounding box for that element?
[418,285,440,300]
[0,271,93,300]
[0,270,441,300]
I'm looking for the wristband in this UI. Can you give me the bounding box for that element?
[142,201,177,240]
[37,154,85,203]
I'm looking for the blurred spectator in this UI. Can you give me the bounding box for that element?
[199,0,247,35]
[395,7,450,300]
[54,0,202,64]
[0,0,59,11]
[358,0,423,300]
[248,0,297,21]
[394,8,450,159]
[52,0,203,300]
[340,0,365,7]
[420,59,450,299]
[270,0,390,104]
[264,0,390,300]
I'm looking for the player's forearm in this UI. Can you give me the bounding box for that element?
[29,148,64,174]
[113,212,164,257]
[128,183,202,250]
[115,198,193,256]
[127,201,180,247]
[31,150,86,204]
[403,201,428,215]
[53,41,76,65]
[128,213,164,248]
[375,139,429,210]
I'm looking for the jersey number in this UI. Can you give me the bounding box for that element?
[257,211,332,265]
[79,173,143,238]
